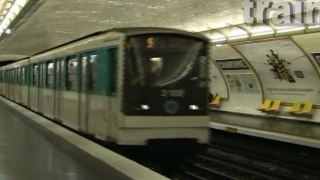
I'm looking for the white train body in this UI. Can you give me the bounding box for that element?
[0,28,209,145]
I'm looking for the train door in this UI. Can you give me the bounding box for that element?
[54,59,62,121]
[106,48,118,123]
[78,53,92,132]
[87,48,118,138]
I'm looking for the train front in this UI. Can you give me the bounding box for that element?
[121,33,209,145]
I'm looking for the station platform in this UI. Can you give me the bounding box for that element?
[0,97,168,180]
[210,111,320,149]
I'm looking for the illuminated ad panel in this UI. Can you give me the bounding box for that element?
[235,39,320,104]
[215,59,260,94]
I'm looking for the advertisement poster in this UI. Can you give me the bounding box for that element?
[235,39,320,104]
[225,74,243,93]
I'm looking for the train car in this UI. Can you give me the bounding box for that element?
[1,27,210,145]
[1,59,30,104]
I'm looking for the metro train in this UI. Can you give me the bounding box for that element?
[0,27,210,146]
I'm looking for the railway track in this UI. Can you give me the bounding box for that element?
[172,143,320,180]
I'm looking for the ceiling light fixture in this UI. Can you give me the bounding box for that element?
[225,27,249,40]
[276,26,305,33]
[5,29,11,34]
[249,25,274,36]
[206,31,227,43]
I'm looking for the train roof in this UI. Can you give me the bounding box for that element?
[34,27,208,56]
[111,27,209,40]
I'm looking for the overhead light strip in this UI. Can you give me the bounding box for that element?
[204,23,313,44]
[0,0,29,35]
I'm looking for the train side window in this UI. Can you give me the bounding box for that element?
[55,60,62,89]
[33,64,39,87]
[12,69,14,84]
[12,69,15,84]
[40,64,45,88]
[5,71,7,83]
[20,68,23,85]
[6,70,8,83]
[8,70,10,84]
[11,70,14,84]
[17,68,19,85]
[60,60,66,89]
[38,65,42,87]
[13,69,15,84]
[66,56,78,91]
[27,65,31,86]
[46,62,54,89]
[17,68,21,85]
[21,67,25,85]
[88,55,97,92]
[8,70,11,84]
[81,56,88,92]
[56,60,61,89]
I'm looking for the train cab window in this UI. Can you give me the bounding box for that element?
[126,35,206,87]
[33,64,39,87]
[66,56,78,91]
[88,55,97,91]
[46,62,54,88]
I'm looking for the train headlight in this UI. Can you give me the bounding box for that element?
[135,104,150,111]
[141,104,150,110]
[189,105,200,110]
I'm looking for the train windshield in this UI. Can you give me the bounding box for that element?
[125,35,207,87]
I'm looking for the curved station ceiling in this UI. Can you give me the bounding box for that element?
[0,0,246,61]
